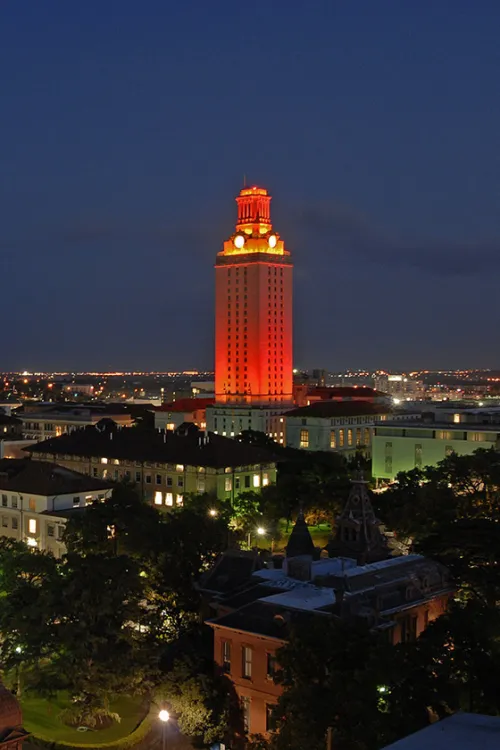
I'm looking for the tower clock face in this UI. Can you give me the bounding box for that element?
[268,234,277,248]
[234,234,245,249]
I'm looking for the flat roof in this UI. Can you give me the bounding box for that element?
[380,713,500,750]
[375,421,500,431]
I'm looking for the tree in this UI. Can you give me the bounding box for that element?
[156,654,236,746]
[0,539,59,696]
[271,617,390,750]
[237,430,278,449]
[50,552,152,727]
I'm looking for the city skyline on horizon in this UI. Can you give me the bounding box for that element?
[1,1,499,372]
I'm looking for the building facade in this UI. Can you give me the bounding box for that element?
[215,186,293,406]
[17,404,134,442]
[26,423,277,507]
[0,459,112,555]
[154,398,213,432]
[284,401,392,457]
[372,412,500,481]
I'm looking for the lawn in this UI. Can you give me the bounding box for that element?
[251,521,332,552]
[21,692,148,745]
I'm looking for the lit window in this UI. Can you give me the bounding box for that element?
[453,414,461,424]
[222,640,231,672]
[28,519,37,534]
[165,493,174,506]
[253,474,260,488]
[330,430,336,449]
[225,477,232,492]
[166,422,175,431]
[101,457,108,464]
[299,429,309,449]
[176,494,183,506]
[176,464,184,472]
[262,473,269,486]
[347,429,353,446]
[154,492,163,505]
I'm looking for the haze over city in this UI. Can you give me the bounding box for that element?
[2,0,500,372]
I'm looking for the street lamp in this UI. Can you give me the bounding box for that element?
[256,526,266,536]
[159,709,170,750]
[208,508,218,517]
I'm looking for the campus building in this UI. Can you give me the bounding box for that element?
[25,421,277,507]
[204,480,452,740]
[207,185,293,437]
[372,408,500,481]
[0,458,112,555]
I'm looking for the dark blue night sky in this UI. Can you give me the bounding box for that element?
[1,0,499,372]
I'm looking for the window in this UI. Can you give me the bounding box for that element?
[339,429,345,448]
[166,476,173,487]
[244,475,251,489]
[266,704,276,732]
[299,429,309,449]
[2,517,7,528]
[469,432,486,442]
[356,428,362,446]
[242,646,252,679]
[176,464,184,472]
[241,696,251,733]
[135,471,141,482]
[225,477,232,492]
[28,519,37,534]
[435,430,452,441]
[57,526,64,540]
[235,476,241,490]
[145,474,152,484]
[11,517,18,530]
[165,493,174,506]
[266,653,277,678]
[11,496,17,509]
[73,497,80,507]
[176,494,184,506]
[1,495,7,507]
[101,457,108,464]
[253,474,260,488]
[93,468,98,478]
[47,524,55,537]
[400,615,418,643]
[330,430,336,449]
[385,456,393,473]
[28,498,36,511]
[222,640,231,672]
[156,474,162,485]
[414,444,422,468]
[347,429,353,446]
[177,476,184,488]
[262,472,269,486]
[363,427,370,445]
[154,491,163,505]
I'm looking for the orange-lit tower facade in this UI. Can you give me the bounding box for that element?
[215,186,293,405]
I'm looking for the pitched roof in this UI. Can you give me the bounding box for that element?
[209,600,314,640]
[285,402,391,419]
[156,398,214,413]
[25,425,278,469]
[285,512,315,558]
[0,459,111,496]
[307,386,386,399]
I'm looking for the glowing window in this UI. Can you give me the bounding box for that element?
[154,492,163,505]
[347,429,353,446]
[28,519,37,534]
[165,493,174,506]
[176,494,183,506]
[253,474,261,488]
[330,430,336,449]
[176,464,184,472]
[101,457,108,464]
[300,430,309,449]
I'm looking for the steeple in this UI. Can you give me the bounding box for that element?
[285,510,315,559]
[326,472,389,564]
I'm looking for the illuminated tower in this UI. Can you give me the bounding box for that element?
[215,186,293,404]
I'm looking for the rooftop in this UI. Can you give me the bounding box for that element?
[375,420,500,431]
[0,458,111,496]
[156,397,214,413]
[380,713,500,750]
[307,386,387,400]
[26,425,278,469]
[285,402,391,419]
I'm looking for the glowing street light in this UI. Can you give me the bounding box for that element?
[208,508,218,517]
[256,526,266,536]
[159,710,170,750]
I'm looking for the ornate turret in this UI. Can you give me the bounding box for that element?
[326,473,389,564]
